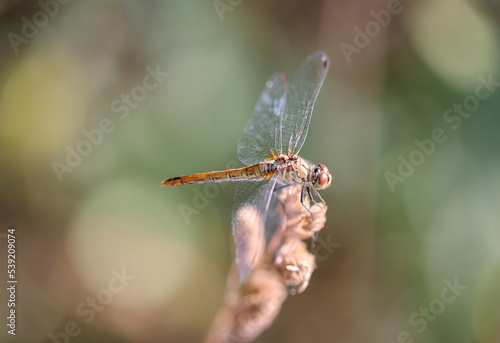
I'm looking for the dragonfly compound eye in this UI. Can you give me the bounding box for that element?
[318,172,329,187]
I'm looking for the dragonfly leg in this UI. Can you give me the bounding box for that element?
[300,186,315,219]
[273,183,294,193]
[308,187,327,215]
[305,187,326,252]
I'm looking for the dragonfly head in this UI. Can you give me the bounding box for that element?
[312,164,332,190]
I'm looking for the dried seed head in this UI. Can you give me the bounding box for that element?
[277,186,308,230]
[274,238,316,294]
[296,202,327,239]
[277,186,328,239]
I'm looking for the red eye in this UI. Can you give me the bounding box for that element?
[320,164,329,174]
[318,172,329,186]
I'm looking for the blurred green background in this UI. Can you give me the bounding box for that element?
[0,0,499,342]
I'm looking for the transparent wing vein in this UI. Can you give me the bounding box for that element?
[237,73,287,165]
[282,51,329,155]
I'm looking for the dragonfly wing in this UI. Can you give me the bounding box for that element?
[231,176,278,281]
[237,73,288,166]
[282,51,329,156]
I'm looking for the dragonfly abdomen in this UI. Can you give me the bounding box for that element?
[162,163,274,187]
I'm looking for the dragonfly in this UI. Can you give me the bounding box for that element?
[163,51,332,281]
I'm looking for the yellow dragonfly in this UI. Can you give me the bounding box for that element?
[163,51,332,280]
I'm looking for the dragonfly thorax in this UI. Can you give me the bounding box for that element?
[271,154,308,185]
[270,154,331,190]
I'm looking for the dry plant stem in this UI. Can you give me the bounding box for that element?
[203,266,287,343]
[228,268,288,342]
[203,185,328,343]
